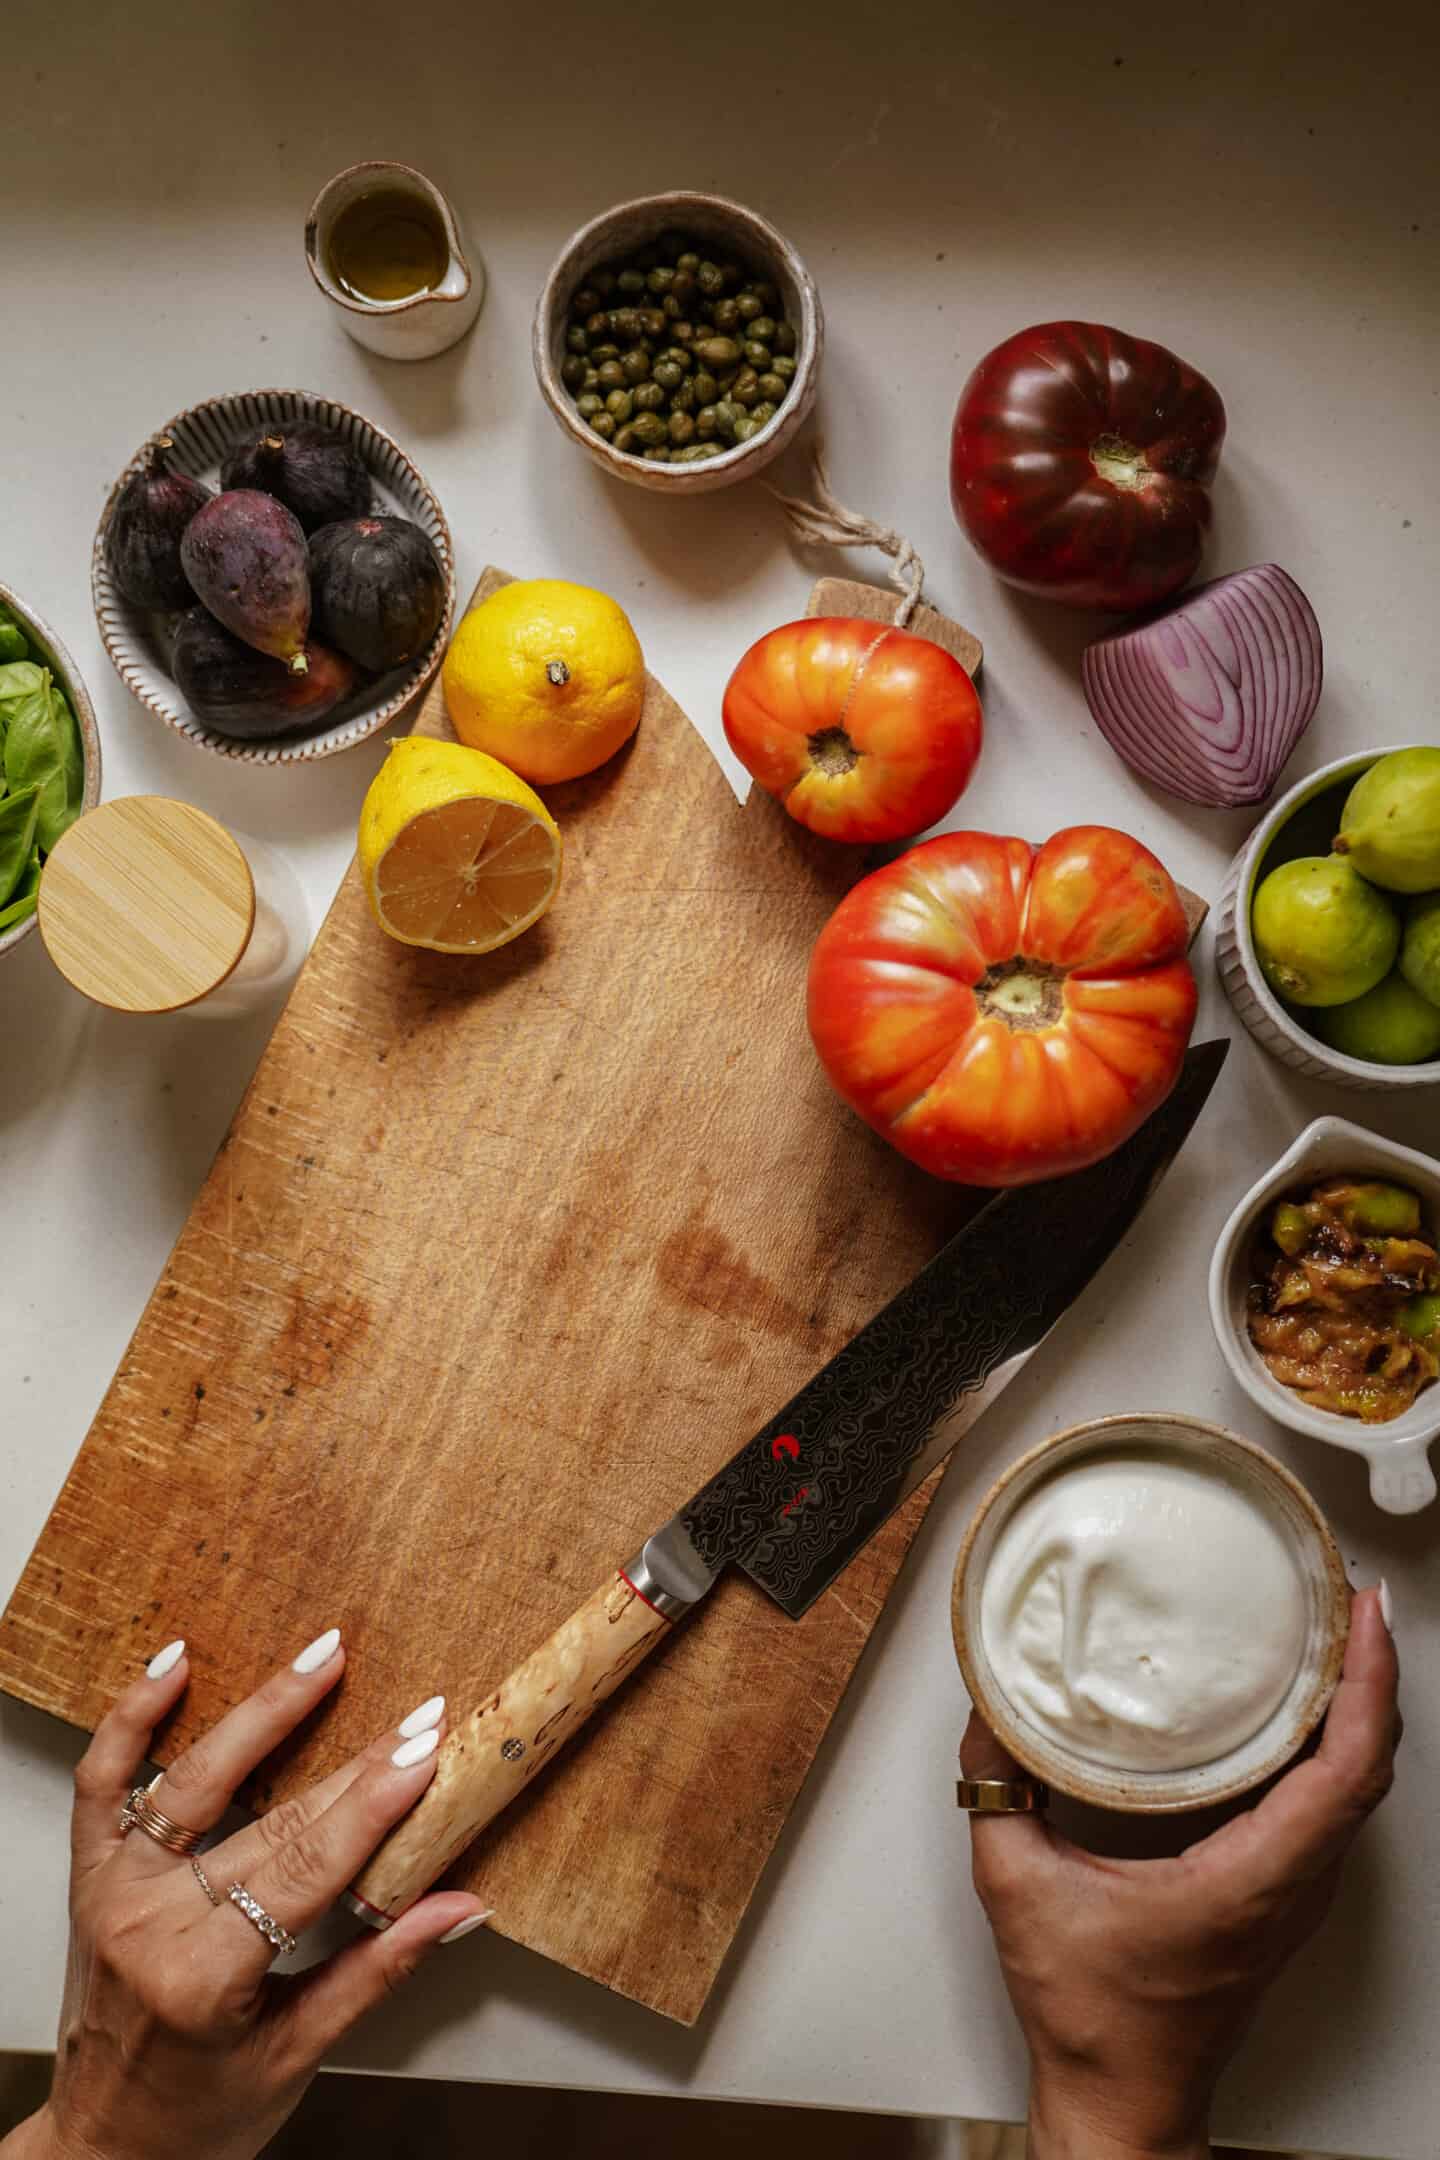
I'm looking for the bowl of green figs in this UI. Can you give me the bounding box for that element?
[0,583,102,963]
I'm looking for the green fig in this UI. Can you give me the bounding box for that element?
[1400,891,1440,1010]
[180,490,311,674]
[1251,854,1399,1006]
[1334,747,1440,893]
[1313,970,1440,1065]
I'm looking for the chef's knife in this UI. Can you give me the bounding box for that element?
[349,1039,1227,1927]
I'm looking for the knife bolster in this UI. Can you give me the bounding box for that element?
[347,1570,673,1927]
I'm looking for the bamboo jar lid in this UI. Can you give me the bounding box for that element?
[39,797,256,1013]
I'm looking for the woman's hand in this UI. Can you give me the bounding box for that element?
[6,1630,491,2160]
[964,1585,1400,2160]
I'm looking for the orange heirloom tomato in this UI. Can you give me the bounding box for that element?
[722,617,983,843]
[807,825,1198,1187]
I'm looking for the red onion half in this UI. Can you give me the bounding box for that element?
[1082,564,1322,807]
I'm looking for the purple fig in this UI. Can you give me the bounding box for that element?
[105,436,212,611]
[220,423,372,535]
[309,515,446,673]
[180,490,312,674]
[172,608,358,739]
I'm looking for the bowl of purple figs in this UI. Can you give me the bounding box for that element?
[93,390,455,763]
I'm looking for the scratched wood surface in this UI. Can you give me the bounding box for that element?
[0,570,1004,2025]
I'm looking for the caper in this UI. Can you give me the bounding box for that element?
[561,354,587,390]
[662,344,693,370]
[572,287,601,316]
[565,325,588,355]
[576,392,604,419]
[671,269,696,307]
[735,291,762,323]
[639,306,668,339]
[696,404,720,439]
[731,414,759,443]
[591,267,617,297]
[730,366,761,407]
[750,401,778,426]
[751,278,778,307]
[691,369,718,405]
[712,400,740,437]
[671,443,709,463]
[749,316,777,346]
[597,359,626,391]
[696,336,742,369]
[744,339,771,370]
[581,366,601,393]
[660,293,681,320]
[580,313,605,341]
[671,378,697,414]
[647,265,676,295]
[670,320,695,346]
[756,371,787,403]
[771,351,797,381]
[589,411,617,439]
[609,307,642,343]
[633,380,665,412]
[668,410,697,447]
[630,411,668,447]
[772,321,797,357]
[652,358,684,393]
[677,251,701,274]
[616,268,646,295]
[605,387,634,422]
[622,347,650,385]
[613,424,638,454]
[591,343,620,364]
[643,445,673,462]
[697,261,724,297]
[710,297,740,333]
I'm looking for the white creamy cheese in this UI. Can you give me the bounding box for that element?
[979,1449,1307,1772]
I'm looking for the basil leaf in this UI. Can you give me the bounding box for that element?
[0,851,38,932]
[0,624,27,664]
[0,660,47,713]
[3,674,83,853]
[0,784,39,907]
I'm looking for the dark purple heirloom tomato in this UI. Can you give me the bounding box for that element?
[949,321,1227,612]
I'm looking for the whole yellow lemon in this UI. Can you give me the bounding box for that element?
[442,578,645,784]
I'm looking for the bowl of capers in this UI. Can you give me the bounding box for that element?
[533,190,822,493]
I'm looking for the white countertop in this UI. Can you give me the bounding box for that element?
[2,1,1436,2151]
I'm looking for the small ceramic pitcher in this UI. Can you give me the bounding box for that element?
[305,161,483,361]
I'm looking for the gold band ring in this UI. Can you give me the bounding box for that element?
[957,1776,1050,1813]
[191,1858,221,1907]
[119,1774,205,1856]
[226,1882,298,1959]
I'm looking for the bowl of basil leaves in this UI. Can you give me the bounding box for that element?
[0,583,101,961]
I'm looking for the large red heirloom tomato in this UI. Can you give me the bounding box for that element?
[722,617,983,843]
[807,825,1197,1187]
[950,321,1226,612]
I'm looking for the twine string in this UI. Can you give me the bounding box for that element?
[767,445,926,628]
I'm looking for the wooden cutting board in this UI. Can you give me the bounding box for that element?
[0,571,1200,2024]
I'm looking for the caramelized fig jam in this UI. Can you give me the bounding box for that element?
[1247,1177,1440,1422]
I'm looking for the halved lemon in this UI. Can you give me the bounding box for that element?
[358,738,562,954]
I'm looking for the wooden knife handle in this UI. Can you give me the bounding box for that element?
[347,1570,672,1928]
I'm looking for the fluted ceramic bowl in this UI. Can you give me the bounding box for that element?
[93,390,454,764]
[0,582,103,964]
[1209,1116,1440,1513]
[1215,744,1440,1091]
[534,190,823,494]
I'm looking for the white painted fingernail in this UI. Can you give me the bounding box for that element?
[440,1911,493,1944]
[1379,1579,1395,1635]
[398,1694,445,1740]
[391,1727,440,1770]
[146,1639,186,1681]
[292,1627,342,1675]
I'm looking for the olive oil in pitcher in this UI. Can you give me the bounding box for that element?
[326,187,449,303]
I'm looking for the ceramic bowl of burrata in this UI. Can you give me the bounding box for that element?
[952,1413,1350,1812]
